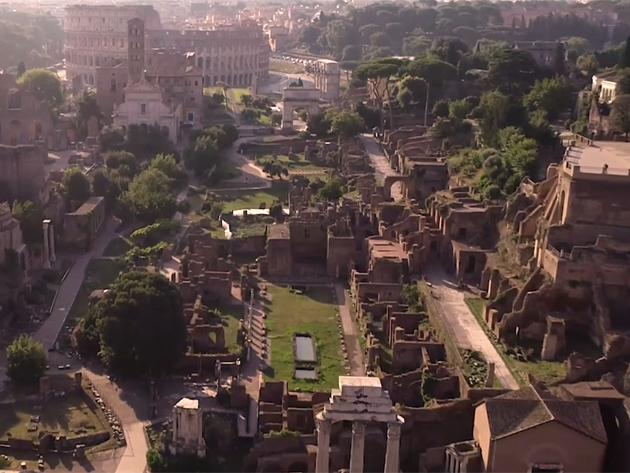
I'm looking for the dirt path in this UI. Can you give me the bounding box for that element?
[424,263,519,390]
[334,283,364,376]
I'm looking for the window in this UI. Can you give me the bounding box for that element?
[458,227,467,239]
[194,80,198,86]
[187,112,194,121]
[140,103,147,115]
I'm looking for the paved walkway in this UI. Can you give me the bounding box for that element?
[359,134,403,200]
[33,218,119,351]
[424,263,519,390]
[334,283,364,376]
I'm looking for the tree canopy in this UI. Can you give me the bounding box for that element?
[92,271,187,377]
[6,335,47,384]
[16,68,63,109]
[121,169,177,222]
[63,166,92,204]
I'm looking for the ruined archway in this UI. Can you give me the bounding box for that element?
[383,175,410,201]
[281,87,321,132]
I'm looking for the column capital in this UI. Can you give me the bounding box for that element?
[352,421,367,436]
[387,422,401,441]
[316,417,331,435]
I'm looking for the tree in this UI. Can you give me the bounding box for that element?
[263,161,289,179]
[577,54,598,76]
[299,25,322,49]
[619,35,630,69]
[12,200,43,245]
[63,166,91,204]
[94,271,187,377]
[75,90,103,140]
[488,48,541,90]
[240,93,253,107]
[148,154,184,183]
[17,68,63,109]
[307,112,331,136]
[318,179,344,201]
[523,77,574,121]
[611,94,630,141]
[616,68,630,96]
[17,61,26,78]
[404,56,457,85]
[327,110,365,139]
[184,135,221,176]
[477,90,527,146]
[356,60,400,131]
[122,169,176,222]
[552,42,567,76]
[6,335,47,384]
[105,151,138,178]
[270,112,282,126]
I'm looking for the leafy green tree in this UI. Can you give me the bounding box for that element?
[432,100,450,118]
[619,35,630,69]
[270,112,282,125]
[184,135,221,176]
[63,166,91,204]
[477,90,527,146]
[17,61,26,78]
[263,161,289,179]
[356,60,400,130]
[94,271,187,377]
[577,54,598,76]
[318,179,344,201]
[6,335,47,384]
[148,154,184,183]
[404,56,458,85]
[122,169,176,222]
[12,200,43,245]
[17,68,63,109]
[327,110,365,139]
[523,77,574,121]
[611,94,630,141]
[240,93,253,107]
[75,90,103,140]
[488,48,541,90]
[616,68,630,96]
[105,151,138,178]
[307,112,331,136]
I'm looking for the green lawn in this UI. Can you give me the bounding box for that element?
[0,393,107,441]
[102,236,134,257]
[58,259,123,350]
[216,182,289,212]
[263,285,346,391]
[215,303,245,353]
[256,153,334,172]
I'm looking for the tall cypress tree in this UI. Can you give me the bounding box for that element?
[618,35,630,69]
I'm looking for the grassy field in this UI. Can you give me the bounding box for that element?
[263,285,346,391]
[0,394,107,441]
[216,303,245,353]
[58,259,123,350]
[216,183,289,212]
[257,153,334,172]
[465,298,602,385]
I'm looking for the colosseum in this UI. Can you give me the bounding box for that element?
[64,5,162,86]
[64,5,269,88]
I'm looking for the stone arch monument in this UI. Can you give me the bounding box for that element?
[315,376,404,473]
[282,86,321,132]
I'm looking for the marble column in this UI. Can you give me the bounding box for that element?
[349,421,367,473]
[384,422,402,473]
[48,223,56,263]
[315,417,331,473]
[42,220,50,270]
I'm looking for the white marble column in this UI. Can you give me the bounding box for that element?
[42,220,50,270]
[349,421,366,473]
[48,222,56,263]
[315,416,331,473]
[384,421,402,473]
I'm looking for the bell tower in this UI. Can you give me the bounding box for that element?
[127,18,145,85]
